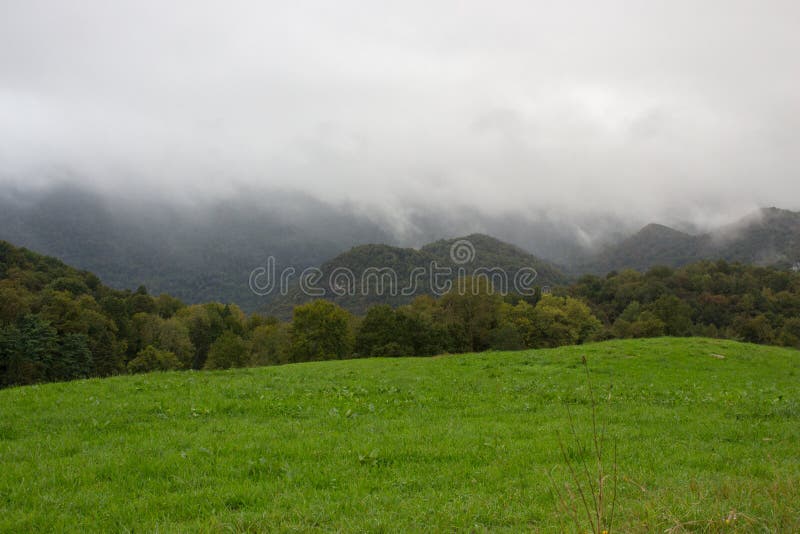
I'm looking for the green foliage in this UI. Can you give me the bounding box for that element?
[497,300,537,348]
[0,315,57,386]
[249,322,291,366]
[0,241,221,384]
[154,294,184,318]
[262,234,567,317]
[204,332,249,370]
[291,300,353,361]
[612,302,666,338]
[178,304,227,369]
[50,333,93,381]
[439,277,503,352]
[127,346,181,373]
[157,317,195,369]
[47,276,90,295]
[487,322,526,350]
[487,293,602,349]
[354,305,409,357]
[526,294,602,348]
[395,296,451,356]
[0,282,32,323]
[778,317,800,348]
[571,261,800,348]
[3,237,800,388]
[650,295,693,336]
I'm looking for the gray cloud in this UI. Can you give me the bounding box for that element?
[1,0,799,228]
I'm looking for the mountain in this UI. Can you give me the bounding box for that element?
[711,207,800,267]
[0,185,392,311]
[3,185,799,308]
[0,186,590,313]
[580,223,706,273]
[0,239,105,295]
[259,233,567,317]
[580,207,800,274]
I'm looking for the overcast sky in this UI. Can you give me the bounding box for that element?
[1,1,798,226]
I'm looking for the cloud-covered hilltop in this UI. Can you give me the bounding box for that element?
[2,1,799,221]
[2,186,799,312]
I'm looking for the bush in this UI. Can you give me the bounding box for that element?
[355,305,399,357]
[250,323,291,366]
[127,346,181,374]
[529,295,602,348]
[290,300,353,361]
[204,332,249,370]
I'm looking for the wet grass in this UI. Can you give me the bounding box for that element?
[0,337,798,532]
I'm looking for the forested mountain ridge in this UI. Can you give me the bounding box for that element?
[0,186,392,311]
[3,186,800,315]
[421,234,566,280]
[713,207,800,266]
[258,233,568,317]
[580,207,800,274]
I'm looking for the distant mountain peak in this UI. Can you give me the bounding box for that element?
[580,207,800,274]
[760,206,800,220]
[262,233,567,317]
[635,223,692,239]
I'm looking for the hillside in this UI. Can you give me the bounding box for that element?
[0,338,798,532]
[0,186,392,312]
[4,187,800,308]
[259,233,567,317]
[0,188,588,312]
[0,237,596,387]
[581,207,800,274]
[0,239,103,290]
[581,223,704,272]
[711,207,800,267]
[0,239,191,384]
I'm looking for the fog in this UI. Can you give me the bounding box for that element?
[2,1,799,236]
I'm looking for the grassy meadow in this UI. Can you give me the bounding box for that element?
[1,337,798,532]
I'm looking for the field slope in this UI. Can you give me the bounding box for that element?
[1,338,799,532]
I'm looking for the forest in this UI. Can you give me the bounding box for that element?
[2,239,800,387]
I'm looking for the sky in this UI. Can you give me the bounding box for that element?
[1,0,799,229]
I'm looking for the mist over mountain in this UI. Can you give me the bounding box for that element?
[0,185,626,310]
[0,185,393,310]
[2,184,799,313]
[3,2,799,231]
[4,3,800,530]
[2,1,800,311]
[580,207,800,274]
[260,233,567,317]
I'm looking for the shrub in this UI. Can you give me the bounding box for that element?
[127,346,181,373]
[290,300,353,361]
[204,332,249,370]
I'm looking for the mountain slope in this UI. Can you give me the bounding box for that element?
[581,207,800,273]
[259,233,567,316]
[581,223,706,272]
[4,185,799,307]
[0,186,392,311]
[710,207,800,267]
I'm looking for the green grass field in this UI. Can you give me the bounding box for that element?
[1,338,798,532]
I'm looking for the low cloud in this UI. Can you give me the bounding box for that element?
[1,1,798,230]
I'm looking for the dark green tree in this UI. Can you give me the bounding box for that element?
[204,331,250,370]
[290,300,353,361]
[355,305,408,357]
[50,333,93,381]
[127,345,181,374]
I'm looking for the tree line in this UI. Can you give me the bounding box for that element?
[2,240,799,387]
